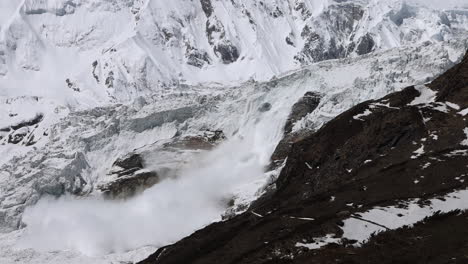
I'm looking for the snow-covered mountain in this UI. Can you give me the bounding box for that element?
[0,0,468,263]
[1,0,468,103]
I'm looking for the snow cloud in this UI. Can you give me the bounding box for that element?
[20,136,266,256]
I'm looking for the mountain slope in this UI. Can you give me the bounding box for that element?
[1,1,468,263]
[139,50,468,264]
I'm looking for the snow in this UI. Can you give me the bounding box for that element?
[433,103,450,113]
[290,217,315,221]
[296,234,341,250]
[341,189,468,245]
[461,128,468,146]
[0,230,156,264]
[458,108,468,116]
[296,189,468,251]
[251,212,264,218]
[1,0,467,107]
[14,63,316,257]
[409,85,437,106]
[353,109,373,121]
[0,41,464,262]
[0,0,467,263]
[411,145,425,159]
[446,102,461,110]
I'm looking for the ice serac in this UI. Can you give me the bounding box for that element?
[139,49,468,264]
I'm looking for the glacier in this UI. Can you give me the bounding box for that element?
[0,0,468,263]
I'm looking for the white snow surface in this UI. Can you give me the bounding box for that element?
[1,0,468,105]
[353,109,373,121]
[296,234,341,250]
[295,189,468,250]
[409,85,438,105]
[461,128,468,146]
[342,189,468,244]
[0,0,468,263]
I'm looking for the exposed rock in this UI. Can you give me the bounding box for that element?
[100,152,161,199]
[268,129,312,171]
[92,60,99,83]
[164,130,226,150]
[139,51,468,264]
[105,71,114,88]
[113,153,144,171]
[268,92,321,171]
[295,3,364,64]
[355,33,375,55]
[186,46,211,68]
[9,113,44,131]
[100,130,227,199]
[65,78,80,92]
[285,35,295,46]
[258,102,272,113]
[284,92,321,134]
[199,0,214,18]
[99,170,159,199]
[8,127,29,144]
[214,42,240,64]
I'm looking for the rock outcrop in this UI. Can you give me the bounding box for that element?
[1,113,44,146]
[98,153,159,199]
[139,51,468,264]
[99,170,160,200]
[98,130,226,199]
[269,92,321,170]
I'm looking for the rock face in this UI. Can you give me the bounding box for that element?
[283,92,321,134]
[98,130,226,199]
[269,92,321,170]
[113,153,144,172]
[98,153,159,199]
[164,130,226,151]
[2,113,44,146]
[99,170,160,200]
[139,52,468,264]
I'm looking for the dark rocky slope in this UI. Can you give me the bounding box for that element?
[140,51,468,264]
